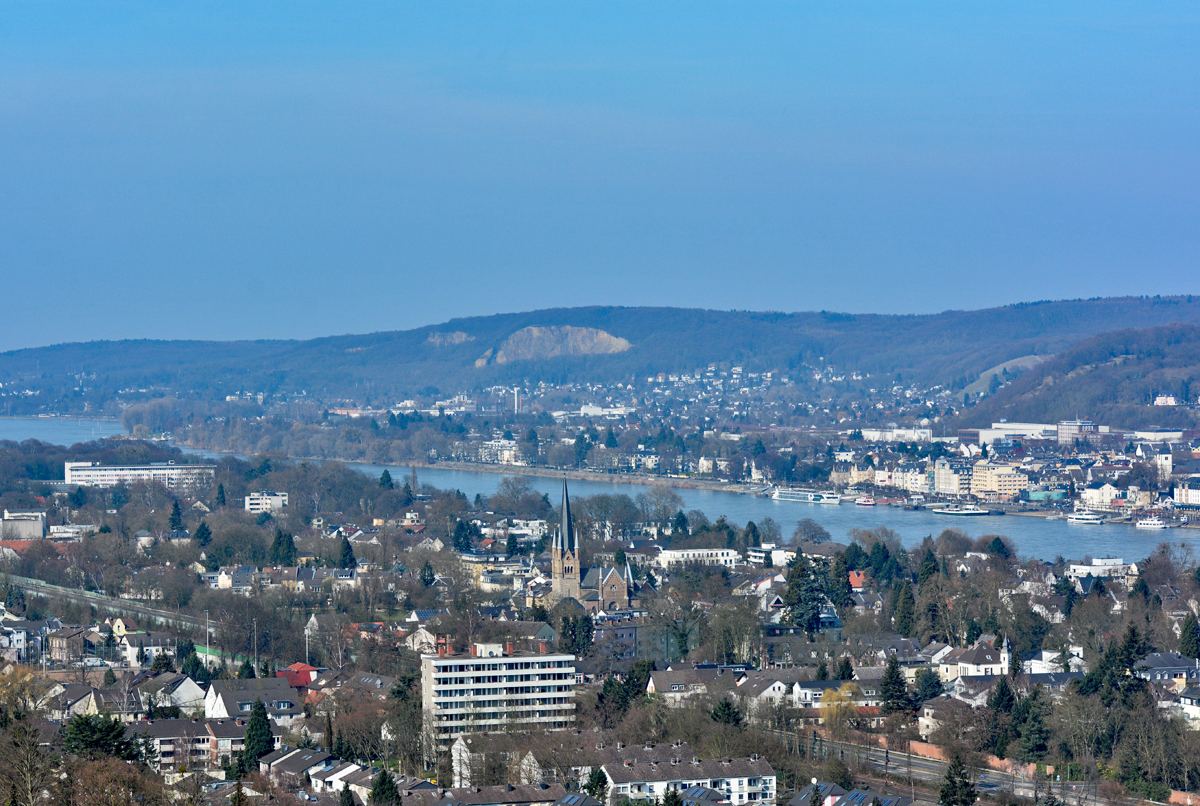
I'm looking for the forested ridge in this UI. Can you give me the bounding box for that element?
[2,297,1199,402]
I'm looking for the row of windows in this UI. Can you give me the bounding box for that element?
[433,672,572,685]
[433,660,572,673]
[436,696,575,710]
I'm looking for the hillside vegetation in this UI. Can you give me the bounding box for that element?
[1,296,1199,402]
[960,323,1200,430]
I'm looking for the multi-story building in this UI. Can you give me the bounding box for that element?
[245,490,289,513]
[1176,478,1200,508]
[892,463,931,494]
[64,461,216,491]
[656,548,740,569]
[969,462,1029,501]
[601,756,776,806]
[1057,420,1098,445]
[422,641,576,750]
[933,459,972,497]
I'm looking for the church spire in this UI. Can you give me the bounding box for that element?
[558,479,573,552]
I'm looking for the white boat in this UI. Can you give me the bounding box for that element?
[1067,511,1104,525]
[934,504,990,516]
[771,488,841,504]
[1136,516,1168,530]
[854,496,876,507]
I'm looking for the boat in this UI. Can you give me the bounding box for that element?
[854,496,876,506]
[1135,516,1168,530]
[934,504,990,516]
[771,488,841,504]
[1067,511,1104,525]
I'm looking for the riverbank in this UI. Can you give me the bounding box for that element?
[175,437,757,494]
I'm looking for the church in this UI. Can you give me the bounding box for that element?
[550,480,648,614]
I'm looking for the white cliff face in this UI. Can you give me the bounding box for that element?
[476,325,631,367]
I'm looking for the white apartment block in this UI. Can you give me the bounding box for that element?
[422,642,576,749]
[64,461,216,491]
[892,463,931,494]
[602,756,776,806]
[933,459,972,496]
[1176,479,1200,507]
[656,548,740,569]
[245,491,289,513]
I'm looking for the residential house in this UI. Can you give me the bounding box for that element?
[601,755,776,806]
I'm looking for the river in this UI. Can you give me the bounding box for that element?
[2,416,1192,563]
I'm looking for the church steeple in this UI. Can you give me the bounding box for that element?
[557,479,574,552]
[551,479,580,601]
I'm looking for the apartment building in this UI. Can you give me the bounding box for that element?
[969,462,1029,501]
[64,461,216,491]
[601,755,776,806]
[422,641,576,749]
[245,490,289,513]
[656,548,740,569]
[933,459,972,497]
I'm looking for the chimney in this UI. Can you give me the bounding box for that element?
[438,643,446,659]
[539,641,548,655]
[471,644,478,658]
[506,641,514,657]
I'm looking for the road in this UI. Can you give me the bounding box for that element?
[6,573,204,632]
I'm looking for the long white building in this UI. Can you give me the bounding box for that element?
[422,641,576,749]
[245,491,289,513]
[65,461,216,491]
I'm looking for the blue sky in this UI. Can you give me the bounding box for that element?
[1,2,1197,350]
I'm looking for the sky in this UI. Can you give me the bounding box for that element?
[1,2,1197,351]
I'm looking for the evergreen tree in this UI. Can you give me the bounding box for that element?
[340,784,355,806]
[913,667,943,704]
[673,510,690,535]
[584,768,609,802]
[604,428,618,449]
[136,643,147,666]
[237,660,257,679]
[1013,686,1050,762]
[835,657,855,681]
[194,521,212,547]
[783,558,827,634]
[815,661,828,681]
[269,529,298,566]
[662,791,683,806]
[709,698,743,728]
[339,536,356,569]
[241,700,273,773]
[917,547,939,591]
[216,483,226,507]
[63,713,142,760]
[169,500,183,531]
[379,469,394,489]
[1181,613,1200,659]
[893,583,916,636]
[370,771,400,806]
[419,561,435,587]
[151,651,175,673]
[102,667,117,686]
[987,676,1017,714]
[939,754,977,806]
[828,554,853,610]
[880,654,908,713]
[325,712,334,751]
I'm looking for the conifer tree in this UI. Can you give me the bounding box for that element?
[339,536,356,569]
[340,784,355,806]
[939,754,977,806]
[242,700,273,774]
[216,483,226,507]
[169,500,183,531]
[370,771,400,806]
[194,521,212,547]
[880,654,909,713]
[1181,613,1200,659]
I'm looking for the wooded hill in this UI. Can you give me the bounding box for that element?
[2,296,1200,403]
[959,323,1200,431]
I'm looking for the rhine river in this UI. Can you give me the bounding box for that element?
[2,416,1193,563]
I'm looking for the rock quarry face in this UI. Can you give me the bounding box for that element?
[475,326,631,367]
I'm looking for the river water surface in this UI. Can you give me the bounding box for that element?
[2,416,1192,563]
